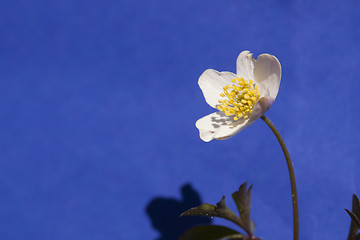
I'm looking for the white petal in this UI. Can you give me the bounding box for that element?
[250,97,274,120]
[254,54,281,100]
[195,111,253,142]
[236,50,255,80]
[198,69,238,108]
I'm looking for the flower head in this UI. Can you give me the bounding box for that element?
[196,51,281,142]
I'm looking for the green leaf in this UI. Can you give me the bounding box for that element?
[180,203,217,217]
[346,194,360,240]
[179,225,245,240]
[356,232,360,240]
[180,196,248,232]
[231,182,253,232]
[346,209,360,229]
[352,194,360,220]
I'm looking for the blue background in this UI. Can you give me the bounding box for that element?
[0,0,359,239]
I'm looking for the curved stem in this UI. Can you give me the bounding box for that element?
[260,115,299,240]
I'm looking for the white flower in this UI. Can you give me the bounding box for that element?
[196,50,281,142]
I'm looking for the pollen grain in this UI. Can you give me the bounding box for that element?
[217,77,260,121]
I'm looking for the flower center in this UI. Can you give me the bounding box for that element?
[217,77,260,121]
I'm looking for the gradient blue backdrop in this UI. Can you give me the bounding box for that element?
[1,0,360,239]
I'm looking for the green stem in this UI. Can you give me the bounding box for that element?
[260,115,299,240]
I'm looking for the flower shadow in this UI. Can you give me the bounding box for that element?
[210,111,246,129]
[146,183,212,240]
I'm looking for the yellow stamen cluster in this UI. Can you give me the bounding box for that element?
[216,77,260,121]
